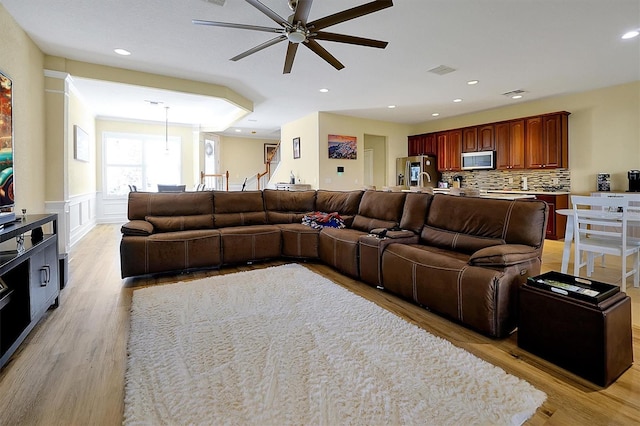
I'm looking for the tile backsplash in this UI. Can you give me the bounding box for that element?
[441,169,571,192]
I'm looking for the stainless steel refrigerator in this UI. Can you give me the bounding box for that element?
[396,156,440,190]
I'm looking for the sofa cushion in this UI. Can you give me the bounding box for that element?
[219,225,281,264]
[421,225,505,254]
[315,190,363,227]
[120,230,222,277]
[127,191,214,220]
[399,192,433,234]
[277,223,320,258]
[351,191,407,232]
[145,215,214,232]
[263,189,316,224]
[121,220,154,236]
[425,195,547,250]
[213,191,267,227]
[469,244,540,267]
[318,227,367,278]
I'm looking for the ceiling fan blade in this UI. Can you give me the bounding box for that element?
[245,0,291,28]
[283,43,300,74]
[230,35,287,61]
[292,0,313,24]
[313,31,388,49]
[303,39,344,70]
[192,19,283,34]
[307,0,393,31]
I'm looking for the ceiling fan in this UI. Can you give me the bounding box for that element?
[193,0,393,74]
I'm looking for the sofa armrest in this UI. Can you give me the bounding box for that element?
[370,228,416,239]
[469,244,539,267]
[121,220,154,236]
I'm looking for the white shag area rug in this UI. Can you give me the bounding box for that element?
[125,264,545,426]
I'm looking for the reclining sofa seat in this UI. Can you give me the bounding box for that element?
[262,189,318,258]
[319,190,406,278]
[381,194,548,338]
[214,190,281,264]
[359,192,433,286]
[120,191,220,277]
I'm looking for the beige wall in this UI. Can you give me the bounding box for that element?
[68,87,96,196]
[94,119,198,191]
[411,81,640,194]
[219,135,278,187]
[0,5,46,213]
[275,112,320,187]
[317,113,410,190]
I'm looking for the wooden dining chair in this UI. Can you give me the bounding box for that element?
[571,195,640,292]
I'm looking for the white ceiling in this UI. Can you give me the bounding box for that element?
[2,0,639,139]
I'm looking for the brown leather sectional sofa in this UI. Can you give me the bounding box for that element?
[120,189,548,337]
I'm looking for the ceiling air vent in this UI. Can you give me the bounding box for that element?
[502,89,527,97]
[427,65,457,75]
[202,0,225,5]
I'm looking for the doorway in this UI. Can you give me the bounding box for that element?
[364,134,387,189]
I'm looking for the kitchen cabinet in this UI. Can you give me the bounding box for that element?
[478,125,495,151]
[408,134,436,156]
[495,119,525,169]
[462,127,478,152]
[526,112,569,169]
[536,194,568,240]
[437,130,462,171]
[463,125,494,152]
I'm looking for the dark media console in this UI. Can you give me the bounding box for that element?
[0,214,59,368]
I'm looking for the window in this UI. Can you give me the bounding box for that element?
[103,132,181,196]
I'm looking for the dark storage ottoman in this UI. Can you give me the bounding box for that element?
[518,272,633,387]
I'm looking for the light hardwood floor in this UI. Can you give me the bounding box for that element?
[0,224,638,425]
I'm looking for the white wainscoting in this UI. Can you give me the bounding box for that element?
[46,192,97,254]
[96,192,128,224]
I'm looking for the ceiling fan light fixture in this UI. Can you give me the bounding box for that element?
[287,28,307,43]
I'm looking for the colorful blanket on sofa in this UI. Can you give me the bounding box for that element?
[302,211,345,230]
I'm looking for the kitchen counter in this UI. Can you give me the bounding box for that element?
[433,188,569,195]
[486,189,571,196]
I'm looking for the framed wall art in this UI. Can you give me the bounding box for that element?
[73,125,90,162]
[293,137,300,159]
[328,134,357,159]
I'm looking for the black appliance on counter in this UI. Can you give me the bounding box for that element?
[628,170,640,192]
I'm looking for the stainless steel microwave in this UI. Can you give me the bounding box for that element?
[461,151,495,170]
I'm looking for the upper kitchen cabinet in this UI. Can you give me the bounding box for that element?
[462,127,478,152]
[526,112,570,169]
[463,125,494,152]
[408,134,437,156]
[437,130,462,171]
[495,120,525,169]
[478,125,495,151]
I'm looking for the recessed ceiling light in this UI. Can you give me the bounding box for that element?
[114,48,131,56]
[453,98,463,103]
[467,80,479,85]
[387,105,396,109]
[319,88,329,93]
[511,94,523,99]
[235,129,242,132]
[432,113,440,117]
[622,30,639,39]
